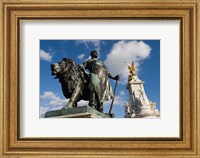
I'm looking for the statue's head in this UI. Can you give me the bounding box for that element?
[90,50,98,59]
[51,58,73,76]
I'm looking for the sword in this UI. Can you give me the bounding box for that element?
[109,79,119,115]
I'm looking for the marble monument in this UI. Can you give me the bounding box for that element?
[124,61,160,118]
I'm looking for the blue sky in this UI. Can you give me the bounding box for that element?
[40,40,160,118]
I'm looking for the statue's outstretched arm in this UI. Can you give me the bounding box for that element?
[108,72,120,80]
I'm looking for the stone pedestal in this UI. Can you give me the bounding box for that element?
[125,74,160,118]
[45,106,111,118]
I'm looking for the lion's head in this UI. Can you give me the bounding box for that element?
[51,58,74,77]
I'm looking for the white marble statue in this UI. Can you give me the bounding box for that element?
[124,61,160,118]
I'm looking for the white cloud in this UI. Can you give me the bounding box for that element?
[77,53,85,60]
[40,91,59,100]
[40,49,52,62]
[104,40,152,84]
[48,99,68,106]
[114,96,126,106]
[76,40,101,50]
[104,95,125,108]
[119,90,125,96]
[77,100,89,106]
[40,91,68,107]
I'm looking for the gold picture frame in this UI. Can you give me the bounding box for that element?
[0,0,199,157]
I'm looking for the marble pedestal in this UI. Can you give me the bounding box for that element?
[45,105,111,118]
[125,74,160,118]
[133,107,160,118]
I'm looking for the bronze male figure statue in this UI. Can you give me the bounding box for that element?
[80,50,120,112]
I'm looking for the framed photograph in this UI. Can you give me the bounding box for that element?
[0,0,199,157]
[40,39,160,119]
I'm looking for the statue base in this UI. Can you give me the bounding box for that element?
[134,107,160,118]
[45,105,111,118]
[125,107,160,118]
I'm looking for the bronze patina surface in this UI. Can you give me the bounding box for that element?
[45,106,111,118]
[50,50,119,115]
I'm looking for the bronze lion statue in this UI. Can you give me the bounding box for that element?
[51,58,90,109]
